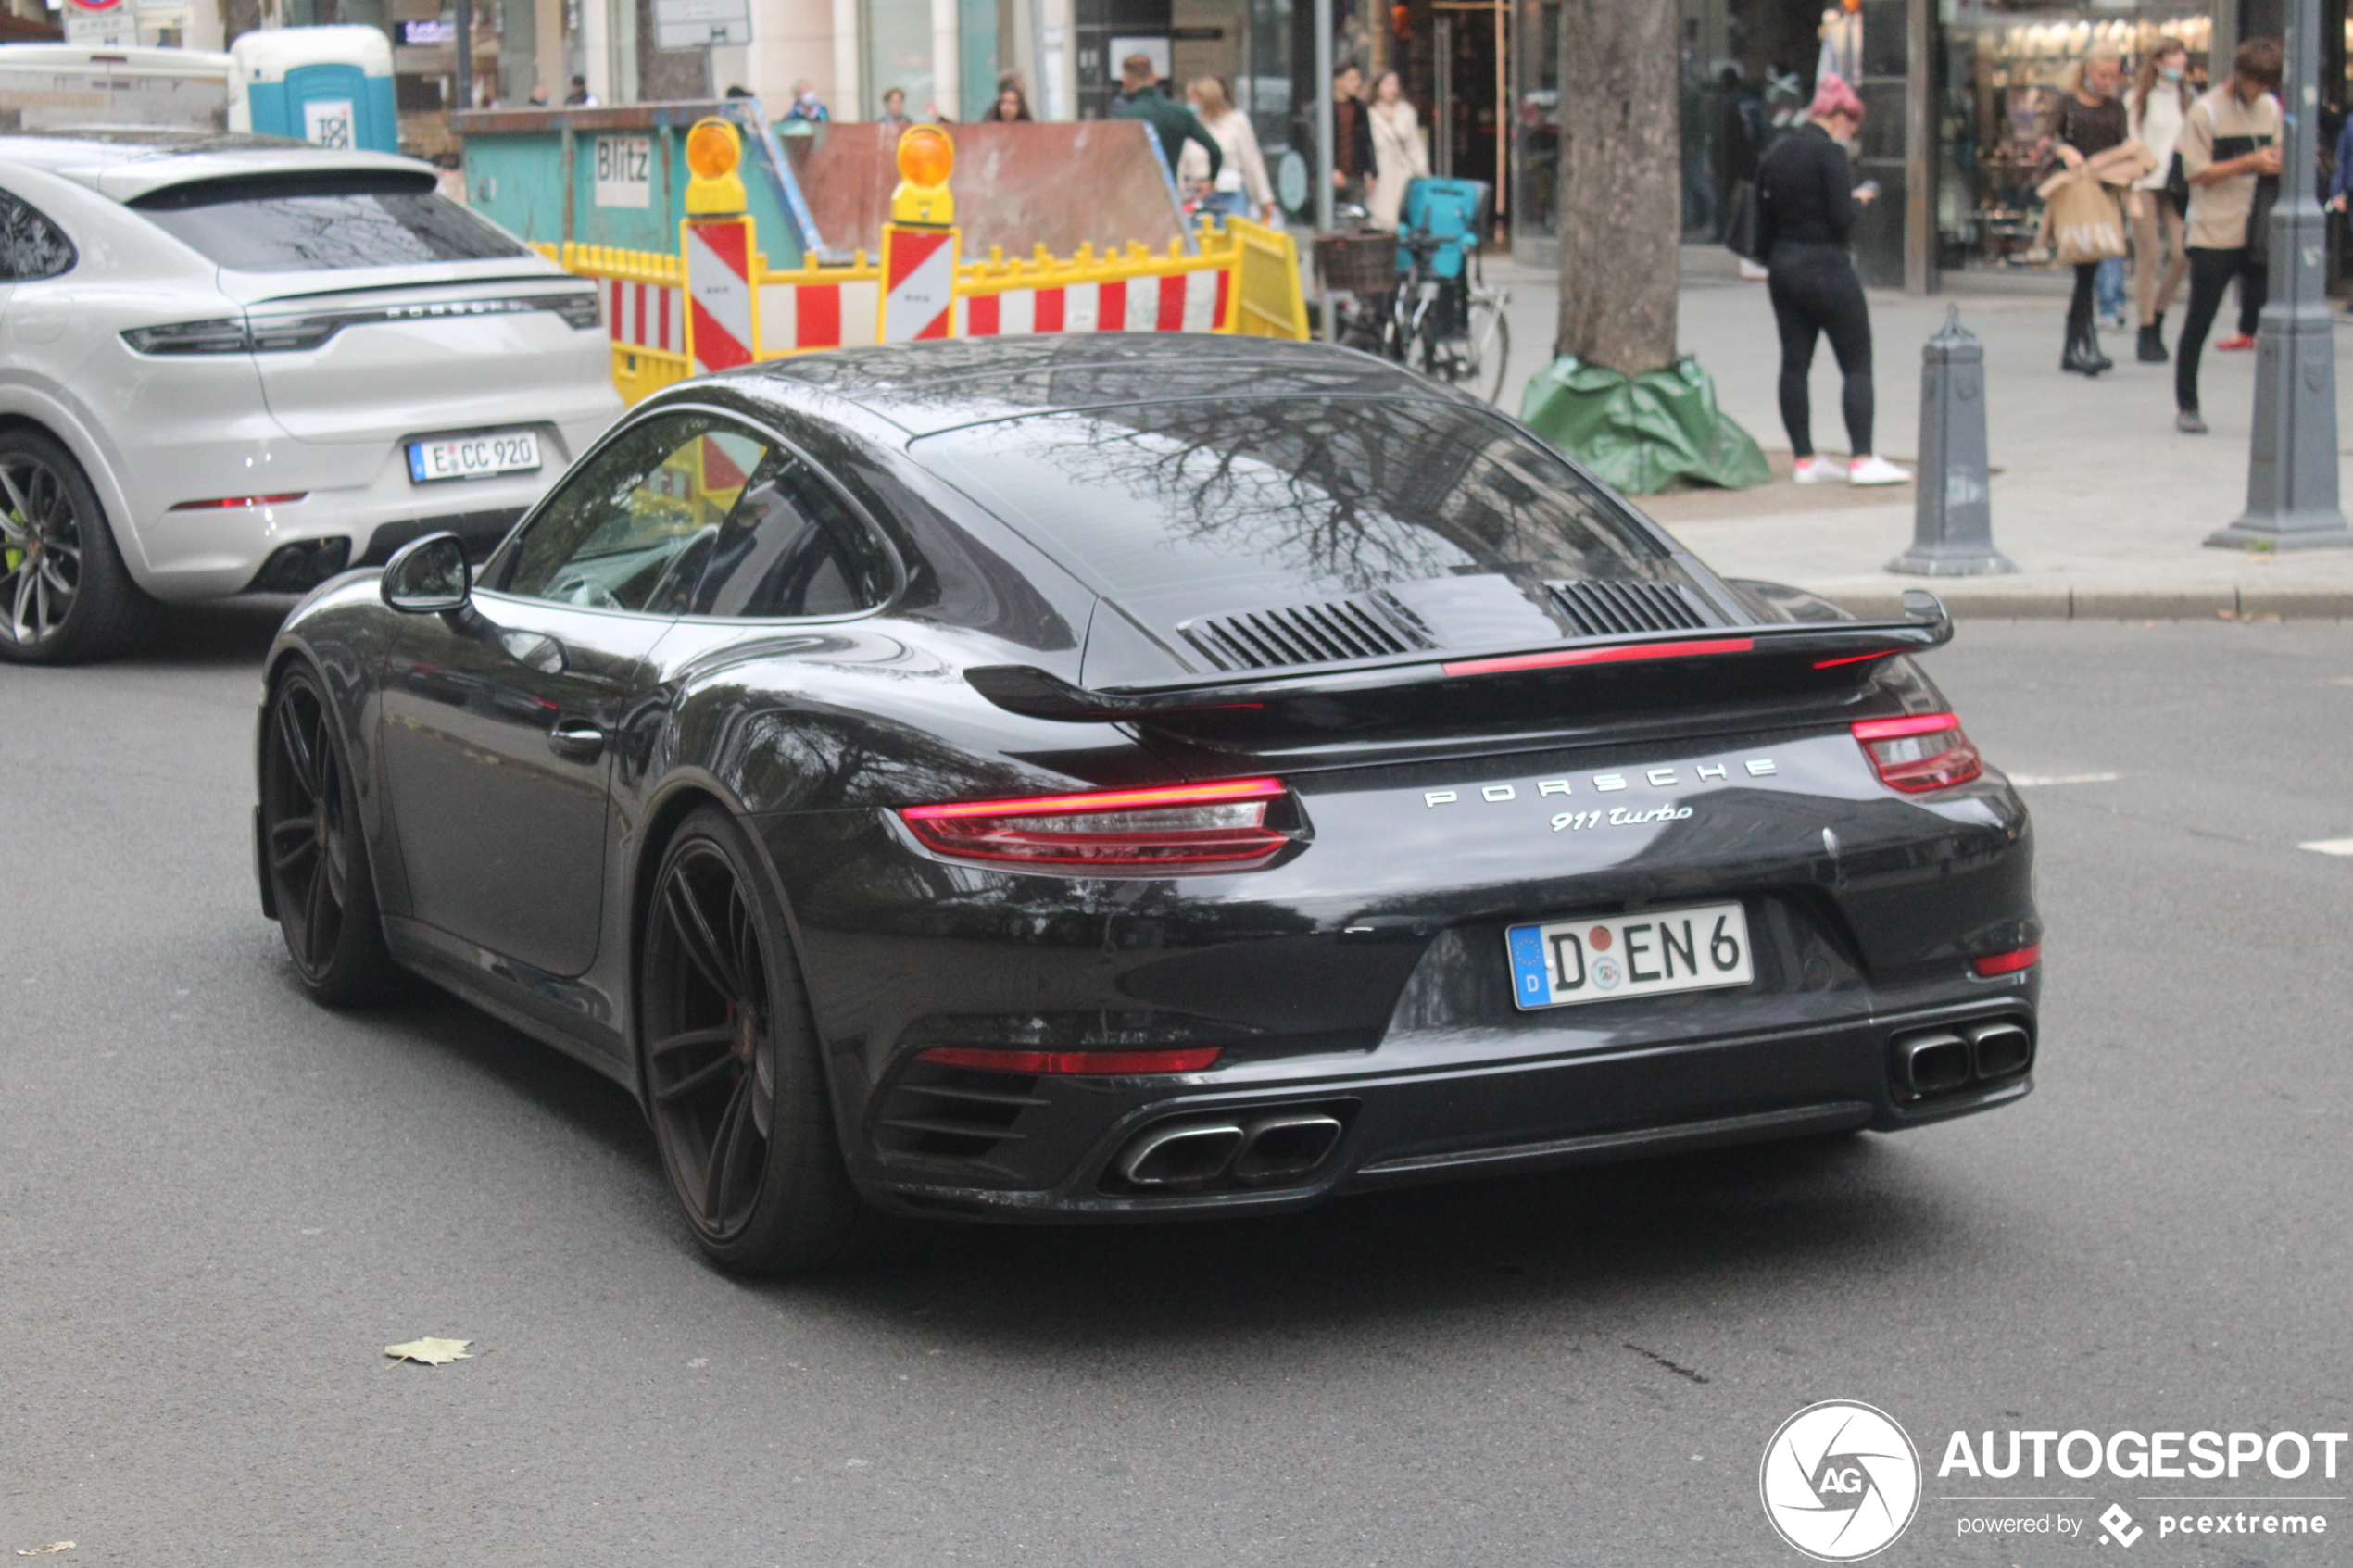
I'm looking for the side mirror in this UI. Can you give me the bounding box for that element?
[381,533,472,615]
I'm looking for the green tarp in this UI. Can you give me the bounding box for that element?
[1517,355,1771,496]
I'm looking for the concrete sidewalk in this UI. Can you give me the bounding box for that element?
[1488,259,2353,618]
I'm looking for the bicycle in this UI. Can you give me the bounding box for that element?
[1317,182,1512,404]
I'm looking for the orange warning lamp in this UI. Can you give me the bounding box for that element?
[684,118,747,216]
[890,124,955,226]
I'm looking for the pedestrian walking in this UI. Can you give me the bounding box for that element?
[563,74,597,107]
[1713,66,1762,244]
[1752,72,1906,486]
[1176,77,1278,223]
[1112,55,1223,187]
[876,86,912,131]
[2173,37,2283,434]
[1365,69,1429,229]
[980,80,1033,122]
[1310,64,1377,209]
[2047,50,2128,375]
[2127,38,2194,361]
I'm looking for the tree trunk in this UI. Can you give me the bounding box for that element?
[1553,0,1680,375]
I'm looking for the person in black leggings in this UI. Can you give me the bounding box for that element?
[1753,72,1906,485]
[2049,53,2128,374]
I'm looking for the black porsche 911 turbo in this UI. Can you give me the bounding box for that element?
[254,334,2038,1273]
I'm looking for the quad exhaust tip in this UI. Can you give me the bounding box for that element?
[1892,1019,2032,1101]
[1115,1110,1346,1191]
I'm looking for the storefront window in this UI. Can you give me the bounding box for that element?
[1511,0,1557,256]
[863,0,934,119]
[1937,1,2208,272]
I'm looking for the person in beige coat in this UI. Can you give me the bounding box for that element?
[1176,76,1278,224]
[1367,69,1430,230]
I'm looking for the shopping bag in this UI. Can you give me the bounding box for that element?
[2046,173,2126,265]
[1722,179,1764,263]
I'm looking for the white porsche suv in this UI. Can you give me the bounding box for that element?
[0,128,622,662]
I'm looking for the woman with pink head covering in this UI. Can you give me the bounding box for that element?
[1750,72,1907,486]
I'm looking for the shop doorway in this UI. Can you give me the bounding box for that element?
[1430,0,1504,217]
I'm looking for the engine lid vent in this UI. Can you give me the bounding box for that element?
[1546,579,1718,638]
[1180,596,1430,671]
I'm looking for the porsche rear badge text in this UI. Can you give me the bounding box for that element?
[1423,758,1777,812]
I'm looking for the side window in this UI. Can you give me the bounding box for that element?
[0,191,76,282]
[499,411,772,611]
[683,455,895,619]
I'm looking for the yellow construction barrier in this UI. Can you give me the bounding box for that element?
[544,216,1306,407]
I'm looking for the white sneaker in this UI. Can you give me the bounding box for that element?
[1738,258,1770,281]
[1792,456,1844,484]
[1849,455,1911,486]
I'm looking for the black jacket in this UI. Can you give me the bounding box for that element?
[1754,122,1859,252]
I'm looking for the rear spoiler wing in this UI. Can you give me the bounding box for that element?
[967,592,1954,723]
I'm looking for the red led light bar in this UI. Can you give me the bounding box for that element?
[1852,712,1983,793]
[900,777,1292,870]
[901,776,1284,822]
[1441,637,1755,677]
[1852,713,1962,741]
[1814,650,1894,670]
[1971,943,2041,978]
[914,1046,1223,1074]
[170,494,307,510]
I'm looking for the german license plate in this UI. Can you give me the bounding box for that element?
[408,431,540,483]
[1505,901,1754,1010]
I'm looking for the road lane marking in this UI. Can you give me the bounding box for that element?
[2299,838,2353,856]
[2008,772,2121,786]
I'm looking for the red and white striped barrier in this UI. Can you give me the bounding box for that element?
[683,217,760,374]
[607,279,684,357]
[963,269,1229,338]
[879,226,959,343]
[760,277,880,354]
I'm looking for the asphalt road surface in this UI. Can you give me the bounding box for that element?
[4,610,2348,1567]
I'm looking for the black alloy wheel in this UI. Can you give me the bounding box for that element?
[259,666,397,1004]
[0,430,152,664]
[640,807,866,1274]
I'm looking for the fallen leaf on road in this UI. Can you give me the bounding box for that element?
[16,1543,74,1555]
[384,1337,473,1366]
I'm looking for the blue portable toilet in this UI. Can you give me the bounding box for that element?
[228,27,396,154]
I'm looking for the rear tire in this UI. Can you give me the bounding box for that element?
[640,806,869,1276]
[258,664,401,1005]
[0,429,155,664]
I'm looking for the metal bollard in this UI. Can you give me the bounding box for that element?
[1888,307,2016,576]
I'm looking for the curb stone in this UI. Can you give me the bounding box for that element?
[1826,586,2353,621]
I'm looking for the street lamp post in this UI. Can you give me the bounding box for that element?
[2209,0,2353,550]
[1313,0,1334,236]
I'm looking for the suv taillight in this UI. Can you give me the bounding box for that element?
[1852,714,1983,793]
[900,777,1293,870]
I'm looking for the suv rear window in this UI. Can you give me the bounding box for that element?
[129,170,527,271]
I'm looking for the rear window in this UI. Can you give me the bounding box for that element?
[912,396,1692,633]
[128,170,528,271]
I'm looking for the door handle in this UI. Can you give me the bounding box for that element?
[547,722,606,763]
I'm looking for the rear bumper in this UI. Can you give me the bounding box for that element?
[127,414,611,601]
[851,988,2037,1223]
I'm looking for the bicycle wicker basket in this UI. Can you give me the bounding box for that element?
[1313,231,1398,295]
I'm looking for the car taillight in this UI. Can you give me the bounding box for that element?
[1971,943,2040,978]
[121,318,251,355]
[1851,713,1983,793]
[913,1046,1222,1074]
[900,777,1292,870]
